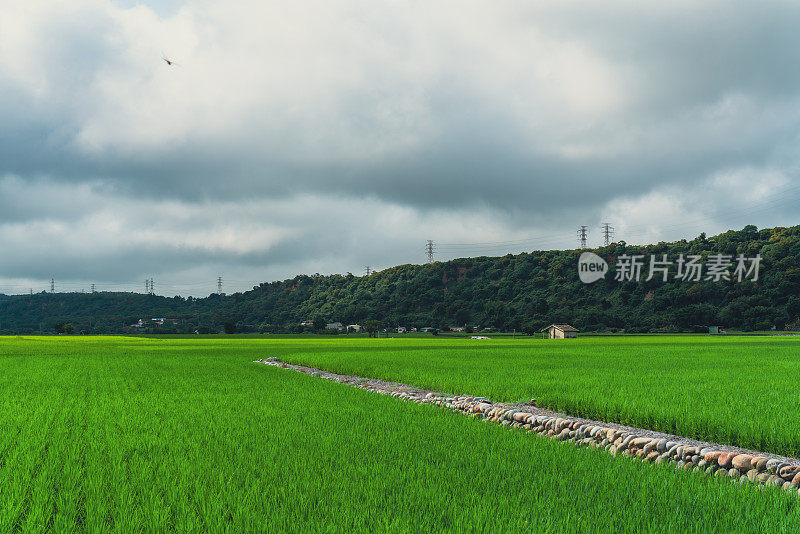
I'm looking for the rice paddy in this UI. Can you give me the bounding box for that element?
[278,335,800,458]
[1,335,799,532]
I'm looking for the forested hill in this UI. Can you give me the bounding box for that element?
[2,224,800,335]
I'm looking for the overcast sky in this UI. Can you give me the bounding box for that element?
[2,0,800,296]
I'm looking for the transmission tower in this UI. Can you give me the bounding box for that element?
[577,226,588,249]
[149,278,155,295]
[426,240,435,263]
[91,283,96,293]
[364,266,371,276]
[601,222,615,246]
[217,276,223,295]
[145,279,150,294]
[50,278,55,293]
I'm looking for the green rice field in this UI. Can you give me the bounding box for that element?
[1,335,799,531]
[278,335,800,458]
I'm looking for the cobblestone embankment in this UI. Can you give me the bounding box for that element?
[255,357,800,494]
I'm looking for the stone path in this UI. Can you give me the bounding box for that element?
[255,357,800,494]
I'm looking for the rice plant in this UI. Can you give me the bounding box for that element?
[0,335,798,531]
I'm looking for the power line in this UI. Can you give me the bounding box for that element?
[426,240,435,263]
[436,236,570,255]
[577,226,588,249]
[436,231,581,255]
[10,185,800,299]
[432,180,800,252]
[613,181,800,244]
[601,222,614,246]
[438,232,561,247]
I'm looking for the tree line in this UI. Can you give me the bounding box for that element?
[1,225,798,335]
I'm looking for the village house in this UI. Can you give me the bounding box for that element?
[542,324,579,339]
[326,322,344,331]
[130,318,178,328]
[347,324,362,333]
[151,318,179,326]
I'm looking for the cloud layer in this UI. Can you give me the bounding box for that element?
[2,0,800,295]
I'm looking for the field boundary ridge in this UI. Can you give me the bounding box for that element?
[255,357,800,495]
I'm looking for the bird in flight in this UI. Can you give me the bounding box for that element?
[161,54,180,67]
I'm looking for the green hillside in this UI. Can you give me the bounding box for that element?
[1,224,799,334]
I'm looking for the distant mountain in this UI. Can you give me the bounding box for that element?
[1,224,799,334]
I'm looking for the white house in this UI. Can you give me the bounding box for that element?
[541,324,579,339]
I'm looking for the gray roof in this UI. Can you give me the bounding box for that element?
[541,324,579,332]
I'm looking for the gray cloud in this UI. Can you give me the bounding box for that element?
[1,0,800,294]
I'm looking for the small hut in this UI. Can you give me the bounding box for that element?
[541,324,579,339]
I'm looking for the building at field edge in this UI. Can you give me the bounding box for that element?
[541,324,579,339]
